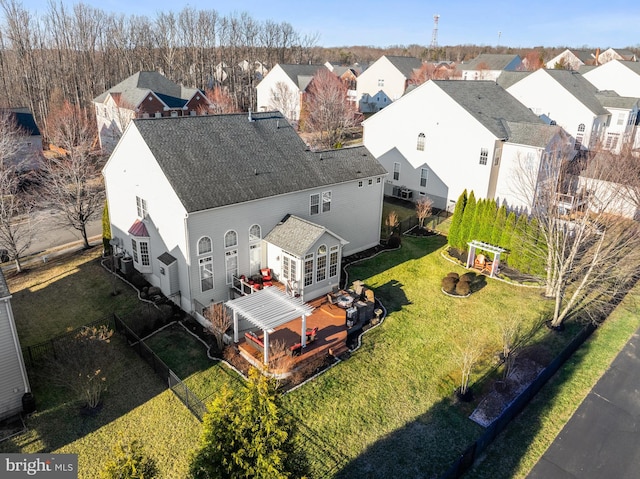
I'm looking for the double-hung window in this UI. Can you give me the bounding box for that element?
[420,168,428,187]
[479,148,488,165]
[322,191,331,212]
[310,194,320,215]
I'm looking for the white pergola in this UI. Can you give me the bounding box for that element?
[466,240,506,278]
[226,287,315,365]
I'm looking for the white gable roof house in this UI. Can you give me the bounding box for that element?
[103,111,387,326]
[0,269,31,421]
[460,53,522,81]
[583,60,640,99]
[598,48,638,64]
[503,69,610,152]
[355,55,422,113]
[594,91,640,152]
[362,80,563,212]
[546,49,597,70]
[256,64,328,123]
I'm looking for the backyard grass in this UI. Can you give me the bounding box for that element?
[467,285,640,478]
[4,246,140,346]
[280,235,567,478]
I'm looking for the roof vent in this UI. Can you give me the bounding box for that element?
[276,119,280,129]
[248,109,254,122]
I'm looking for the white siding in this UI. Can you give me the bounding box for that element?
[584,61,640,98]
[364,81,499,206]
[356,57,411,112]
[0,298,30,420]
[255,65,301,121]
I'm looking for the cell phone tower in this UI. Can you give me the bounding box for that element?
[431,14,440,50]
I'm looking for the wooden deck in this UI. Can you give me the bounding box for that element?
[237,295,349,373]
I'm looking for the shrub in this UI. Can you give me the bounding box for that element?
[446,272,460,280]
[442,276,457,293]
[100,437,158,479]
[387,234,402,248]
[455,280,471,296]
[460,272,475,283]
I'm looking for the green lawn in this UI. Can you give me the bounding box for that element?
[4,246,140,346]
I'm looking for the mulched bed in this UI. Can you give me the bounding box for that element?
[404,225,439,237]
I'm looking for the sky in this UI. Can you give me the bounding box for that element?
[17,0,640,49]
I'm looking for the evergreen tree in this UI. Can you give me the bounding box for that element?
[492,205,508,246]
[500,211,517,266]
[447,189,467,250]
[102,199,112,254]
[189,368,306,479]
[459,191,477,250]
[480,199,498,244]
[510,213,530,272]
[469,199,485,243]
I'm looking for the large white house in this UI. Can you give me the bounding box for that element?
[362,80,564,212]
[503,69,610,151]
[583,60,640,99]
[0,270,30,420]
[103,112,387,324]
[355,55,422,113]
[255,64,328,123]
[545,49,597,70]
[594,91,640,151]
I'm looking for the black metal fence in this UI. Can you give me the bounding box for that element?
[22,316,116,368]
[113,313,208,421]
[440,323,597,479]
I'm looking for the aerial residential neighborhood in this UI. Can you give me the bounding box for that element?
[1,2,640,479]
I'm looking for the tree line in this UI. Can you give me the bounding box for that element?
[0,0,319,135]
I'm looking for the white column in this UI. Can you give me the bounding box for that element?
[301,314,307,348]
[466,245,476,268]
[263,329,270,365]
[233,311,239,343]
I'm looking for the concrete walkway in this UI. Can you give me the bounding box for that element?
[527,327,640,479]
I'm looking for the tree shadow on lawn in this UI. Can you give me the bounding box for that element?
[0,336,167,454]
[373,279,412,314]
[333,399,484,479]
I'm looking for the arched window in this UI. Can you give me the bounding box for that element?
[316,245,327,282]
[577,123,586,132]
[417,133,425,151]
[224,230,238,248]
[198,236,212,255]
[249,224,261,242]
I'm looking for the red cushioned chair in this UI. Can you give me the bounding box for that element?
[260,268,273,286]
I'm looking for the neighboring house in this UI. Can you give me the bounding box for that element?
[460,54,522,81]
[598,48,638,64]
[325,62,361,104]
[503,69,610,151]
[583,60,640,99]
[595,91,640,152]
[0,107,43,170]
[103,112,387,326]
[255,64,328,123]
[546,49,597,70]
[0,269,30,420]
[362,80,564,212]
[93,71,211,153]
[355,55,422,113]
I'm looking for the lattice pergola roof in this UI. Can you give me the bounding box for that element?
[467,240,506,254]
[226,287,314,331]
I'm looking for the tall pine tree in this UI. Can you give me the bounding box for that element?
[492,204,508,246]
[447,189,468,250]
[500,211,517,266]
[459,191,477,251]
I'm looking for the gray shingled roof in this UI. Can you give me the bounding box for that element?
[384,56,422,78]
[620,60,640,75]
[460,54,521,71]
[545,70,609,116]
[571,49,596,63]
[496,71,532,89]
[93,71,198,106]
[1,107,40,136]
[264,215,340,257]
[277,64,328,90]
[133,112,387,213]
[504,121,562,148]
[595,91,640,109]
[434,80,543,138]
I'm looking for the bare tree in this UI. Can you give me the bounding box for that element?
[204,302,232,351]
[201,86,239,114]
[268,81,298,121]
[39,101,104,249]
[385,210,399,237]
[415,196,433,229]
[512,147,640,329]
[302,68,360,149]
[0,111,35,272]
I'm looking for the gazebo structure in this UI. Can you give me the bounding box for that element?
[466,240,506,278]
[226,287,315,365]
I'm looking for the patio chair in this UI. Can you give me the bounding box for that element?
[306,327,318,342]
[326,293,337,309]
[260,268,273,287]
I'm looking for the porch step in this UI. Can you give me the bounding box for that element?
[329,343,349,359]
